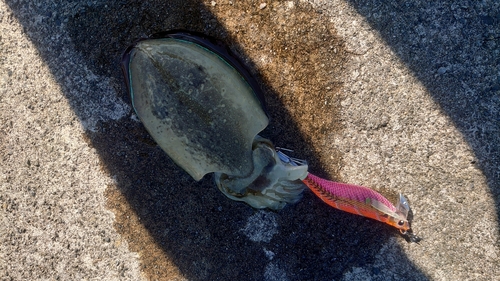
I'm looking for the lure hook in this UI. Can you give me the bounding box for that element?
[401,229,422,243]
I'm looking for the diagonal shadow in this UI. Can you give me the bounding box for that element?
[4,0,429,280]
[343,0,500,230]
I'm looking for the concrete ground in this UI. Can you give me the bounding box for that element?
[1,0,498,280]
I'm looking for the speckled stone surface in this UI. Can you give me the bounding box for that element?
[1,0,498,280]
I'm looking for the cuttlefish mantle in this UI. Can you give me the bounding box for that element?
[122,31,307,209]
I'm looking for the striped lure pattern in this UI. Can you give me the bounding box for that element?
[302,173,411,234]
[304,173,395,212]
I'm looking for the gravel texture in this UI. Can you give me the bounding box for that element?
[1,0,498,280]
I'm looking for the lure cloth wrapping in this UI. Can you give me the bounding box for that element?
[304,173,396,212]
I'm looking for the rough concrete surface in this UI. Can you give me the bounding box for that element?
[1,0,498,280]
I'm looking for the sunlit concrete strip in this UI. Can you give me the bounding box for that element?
[0,1,145,279]
[310,0,499,280]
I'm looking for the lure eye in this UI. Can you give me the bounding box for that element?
[398,220,405,226]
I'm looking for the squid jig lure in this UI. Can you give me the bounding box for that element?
[277,150,421,243]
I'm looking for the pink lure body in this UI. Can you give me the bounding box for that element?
[302,173,410,233]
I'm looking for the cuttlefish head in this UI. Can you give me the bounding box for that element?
[214,136,309,210]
